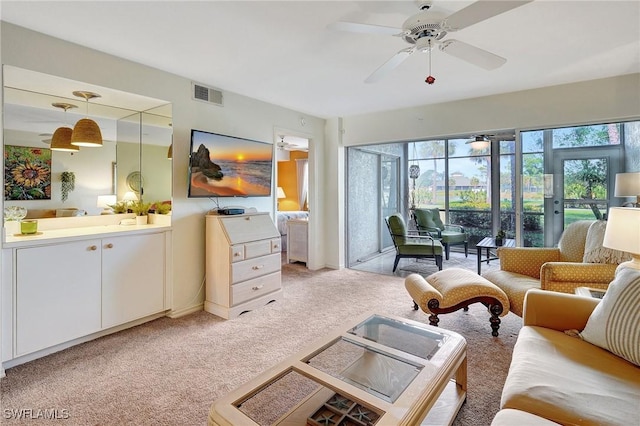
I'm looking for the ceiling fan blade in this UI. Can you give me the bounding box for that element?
[365,48,413,83]
[439,39,506,70]
[328,21,403,36]
[445,1,533,31]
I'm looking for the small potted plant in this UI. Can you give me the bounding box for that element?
[131,200,151,225]
[495,229,506,246]
[109,201,129,214]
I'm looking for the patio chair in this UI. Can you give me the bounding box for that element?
[414,208,468,260]
[385,213,443,272]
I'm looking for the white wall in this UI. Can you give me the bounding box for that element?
[0,22,326,317]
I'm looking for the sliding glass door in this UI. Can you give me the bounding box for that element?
[346,146,402,266]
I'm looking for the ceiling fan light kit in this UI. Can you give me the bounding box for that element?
[330,0,532,83]
[70,90,103,147]
[467,135,491,150]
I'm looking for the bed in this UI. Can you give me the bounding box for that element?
[276,211,308,251]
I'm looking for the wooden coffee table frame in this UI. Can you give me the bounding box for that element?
[208,312,467,426]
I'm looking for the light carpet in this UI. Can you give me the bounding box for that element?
[0,263,521,425]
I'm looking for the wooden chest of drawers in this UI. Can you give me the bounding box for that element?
[205,212,282,319]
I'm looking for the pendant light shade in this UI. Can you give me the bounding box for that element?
[51,126,79,152]
[50,102,79,152]
[71,91,103,147]
[167,143,173,160]
[71,118,103,147]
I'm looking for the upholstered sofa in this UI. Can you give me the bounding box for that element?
[492,269,640,425]
[483,220,630,316]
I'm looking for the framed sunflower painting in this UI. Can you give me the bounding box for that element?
[4,145,52,200]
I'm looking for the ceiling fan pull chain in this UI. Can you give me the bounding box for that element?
[425,39,436,85]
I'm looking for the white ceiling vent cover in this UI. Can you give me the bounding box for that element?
[192,82,223,106]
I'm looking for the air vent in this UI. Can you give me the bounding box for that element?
[192,82,224,106]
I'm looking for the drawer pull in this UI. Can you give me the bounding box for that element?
[105,243,114,249]
[273,244,279,249]
[252,285,264,291]
[252,265,264,270]
[89,245,97,251]
[234,252,241,257]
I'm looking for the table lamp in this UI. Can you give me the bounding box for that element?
[614,172,640,207]
[97,195,117,215]
[277,187,286,209]
[603,207,640,270]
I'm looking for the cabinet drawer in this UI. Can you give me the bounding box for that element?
[232,253,281,284]
[230,245,245,263]
[244,240,272,259]
[271,238,282,253]
[232,272,281,305]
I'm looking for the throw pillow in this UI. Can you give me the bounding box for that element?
[579,267,640,366]
[582,220,632,264]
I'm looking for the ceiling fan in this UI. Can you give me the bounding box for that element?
[277,136,308,152]
[329,0,532,83]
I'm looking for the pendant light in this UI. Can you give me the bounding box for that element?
[50,103,79,152]
[71,91,103,147]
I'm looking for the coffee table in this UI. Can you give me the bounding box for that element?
[476,237,516,274]
[208,312,467,426]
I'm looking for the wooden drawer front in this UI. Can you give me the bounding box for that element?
[221,215,279,245]
[271,238,282,253]
[232,272,281,305]
[232,253,281,284]
[244,240,272,259]
[230,245,245,263]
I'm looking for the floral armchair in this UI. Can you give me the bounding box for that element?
[483,220,630,316]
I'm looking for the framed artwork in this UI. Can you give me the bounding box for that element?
[4,145,52,200]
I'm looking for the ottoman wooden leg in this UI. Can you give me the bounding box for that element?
[427,299,441,327]
[488,302,504,337]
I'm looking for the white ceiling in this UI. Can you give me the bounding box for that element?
[1,1,639,119]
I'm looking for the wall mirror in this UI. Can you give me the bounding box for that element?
[2,66,172,218]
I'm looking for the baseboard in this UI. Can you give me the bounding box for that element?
[167,303,204,318]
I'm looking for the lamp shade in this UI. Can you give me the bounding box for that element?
[71,118,103,147]
[603,207,640,269]
[167,143,173,160]
[97,194,117,208]
[123,191,138,202]
[615,172,640,206]
[277,187,286,199]
[50,126,79,152]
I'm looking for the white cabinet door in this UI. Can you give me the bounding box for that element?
[16,240,102,356]
[101,233,165,328]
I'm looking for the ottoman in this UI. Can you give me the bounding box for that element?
[405,268,510,336]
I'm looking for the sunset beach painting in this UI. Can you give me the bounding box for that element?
[188,130,273,197]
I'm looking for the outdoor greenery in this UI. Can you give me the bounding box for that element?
[408,123,623,247]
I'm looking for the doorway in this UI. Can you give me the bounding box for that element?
[346,147,401,266]
[548,147,622,244]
